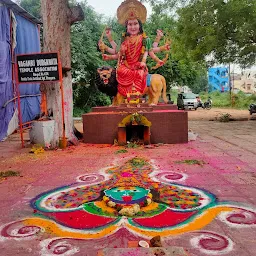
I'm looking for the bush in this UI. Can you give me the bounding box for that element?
[219,113,231,122]
[199,91,256,109]
[170,89,179,104]
[73,107,89,117]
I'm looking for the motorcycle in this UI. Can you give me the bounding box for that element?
[249,103,256,115]
[196,98,212,110]
[203,98,212,110]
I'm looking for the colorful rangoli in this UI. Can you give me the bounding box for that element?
[1,157,255,255]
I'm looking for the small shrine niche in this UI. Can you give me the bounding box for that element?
[118,113,151,145]
[126,125,144,143]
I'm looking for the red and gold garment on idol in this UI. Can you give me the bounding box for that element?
[117,34,149,96]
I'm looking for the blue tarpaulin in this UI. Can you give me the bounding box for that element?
[0,5,41,141]
[0,5,13,141]
[15,14,41,123]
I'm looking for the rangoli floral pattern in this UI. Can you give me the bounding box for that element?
[1,157,255,255]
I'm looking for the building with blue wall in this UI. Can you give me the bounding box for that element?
[208,67,230,92]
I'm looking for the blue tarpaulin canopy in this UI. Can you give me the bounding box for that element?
[0,0,41,141]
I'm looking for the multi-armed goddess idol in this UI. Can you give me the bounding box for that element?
[98,0,170,105]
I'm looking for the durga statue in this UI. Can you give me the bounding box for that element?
[97,0,171,105]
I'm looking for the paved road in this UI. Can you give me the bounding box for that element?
[0,119,255,256]
[189,120,256,154]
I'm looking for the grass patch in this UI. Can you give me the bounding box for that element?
[126,142,140,148]
[218,113,232,122]
[115,149,128,154]
[0,170,20,178]
[199,91,256,109]
[128,158,148,168]
[176,159,205,166]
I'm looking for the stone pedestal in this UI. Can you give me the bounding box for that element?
[29,120,55,146]
[82,104,188,144]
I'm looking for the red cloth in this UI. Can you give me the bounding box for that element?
[117,35,148,96]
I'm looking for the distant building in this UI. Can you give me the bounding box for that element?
[208,67,229,92]
[179,86,192,93]
[232,71,256,94]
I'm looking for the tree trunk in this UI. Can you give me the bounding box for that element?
[40,0,84,147]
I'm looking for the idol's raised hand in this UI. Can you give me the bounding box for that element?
[120,44,127,55]
[137,62,147,69]
[98,40,107,53]
[105,27,112,39]
[156,29,164,38]
[163,43,171,51]
[102,54,110,61]
[102,54,118,61]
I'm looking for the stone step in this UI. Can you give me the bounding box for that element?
[92,104,178,113]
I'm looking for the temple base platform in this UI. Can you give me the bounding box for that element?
[82,103,188,145]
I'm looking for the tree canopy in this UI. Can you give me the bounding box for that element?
[71,3,112,113]
[177,0,256,67]
[20,0,41,19]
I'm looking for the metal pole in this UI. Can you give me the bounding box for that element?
[14,58,25,148]
[15,80,25,148]
[229,63,232,104]
[58,53,66,148]
[232,66,235,106]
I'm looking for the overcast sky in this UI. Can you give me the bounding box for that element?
[84,0,152,18]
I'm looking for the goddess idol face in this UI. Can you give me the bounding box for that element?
[126,19,140,36]
[104,186,149,203]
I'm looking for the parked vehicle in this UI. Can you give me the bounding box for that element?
[196,96,204,109]
[195,97,212,110]
[249,103,256,115]
[203,97,212,110]
[177,93,198,110]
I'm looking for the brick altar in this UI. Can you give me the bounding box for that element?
[82,104,188,144]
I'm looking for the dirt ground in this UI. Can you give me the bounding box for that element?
[187,107,254,121]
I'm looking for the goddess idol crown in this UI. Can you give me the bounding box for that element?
[117,0,147,25]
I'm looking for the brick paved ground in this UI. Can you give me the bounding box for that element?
[0,116,255,256]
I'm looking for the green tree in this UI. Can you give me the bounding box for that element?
[143,0,189,15]
[19,0,41,19]
[19,0,80,19]
[71,2,112,113]
[144,10,208,92]
[177,0,256,67]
